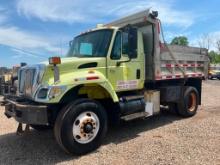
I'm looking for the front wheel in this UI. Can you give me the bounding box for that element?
[54,99,108,155]
[177,87,199,117]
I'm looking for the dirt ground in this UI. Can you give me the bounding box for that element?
[0,80,219,165]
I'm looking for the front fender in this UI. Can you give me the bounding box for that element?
[41,70,119,103]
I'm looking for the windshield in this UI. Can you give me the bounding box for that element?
[67,29,113,57]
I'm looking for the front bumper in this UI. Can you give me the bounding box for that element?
[4,97,48,125]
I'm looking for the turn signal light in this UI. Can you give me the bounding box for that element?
[49,57,61,65]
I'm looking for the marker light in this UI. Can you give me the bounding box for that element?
[49,57,61,65]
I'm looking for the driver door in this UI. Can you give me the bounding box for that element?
[107,30,144,92]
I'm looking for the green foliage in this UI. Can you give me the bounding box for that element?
[171,36,189,46]
[209,51,220,64]
[217,40,220,52]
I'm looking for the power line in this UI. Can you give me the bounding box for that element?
[4,45,48,59]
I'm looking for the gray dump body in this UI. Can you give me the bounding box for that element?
[107,9,209,81]
[148,44,209,81]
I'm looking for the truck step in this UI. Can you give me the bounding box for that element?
[120,95,144,102]
[121,111,149,121]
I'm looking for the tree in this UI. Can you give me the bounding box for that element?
[216,40,220,52]
[208,51,220,64]
[171,36,189,46]
[197,34,212,50]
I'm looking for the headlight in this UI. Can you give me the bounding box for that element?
[36,85,67,100]
[37,88,49,99]
[48,86,67,99]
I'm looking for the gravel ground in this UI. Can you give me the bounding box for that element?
[0,80,219,165]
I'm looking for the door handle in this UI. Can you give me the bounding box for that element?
[136,69,140,79]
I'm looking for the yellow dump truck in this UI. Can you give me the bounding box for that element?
[2,9,209,154]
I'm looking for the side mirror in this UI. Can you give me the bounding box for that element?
[116,26,138,66]
[128,27,137,59]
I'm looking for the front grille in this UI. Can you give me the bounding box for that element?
[19,68,37,97]
[18,64,45,99]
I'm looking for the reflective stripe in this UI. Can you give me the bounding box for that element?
[86,76,99,80]
[161,64,204,68]
[156,74,204,80]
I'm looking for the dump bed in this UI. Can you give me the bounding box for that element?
[138,21,209,81]
[149,45,209,81]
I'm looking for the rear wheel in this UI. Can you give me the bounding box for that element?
[54,98,108,155]
[177,87,199,117]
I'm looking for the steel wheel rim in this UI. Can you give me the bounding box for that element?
[73,111,100,144]
[188,92,196,112]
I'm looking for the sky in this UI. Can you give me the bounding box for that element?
[0,0,220,67]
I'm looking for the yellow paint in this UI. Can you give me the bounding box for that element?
[79,85,110,99]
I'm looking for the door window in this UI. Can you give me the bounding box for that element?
[122,32,129,54]
[111,32,121,60]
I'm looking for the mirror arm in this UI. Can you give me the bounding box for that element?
[116,57,131,66]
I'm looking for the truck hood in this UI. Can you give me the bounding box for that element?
[42,57,106,72]
[60,57,104,64]
[40,57,107,85]
[59,57,106,73]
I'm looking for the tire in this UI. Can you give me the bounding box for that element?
[177,87,199,117]
[54,98,108,155]
[30,124,52,131]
